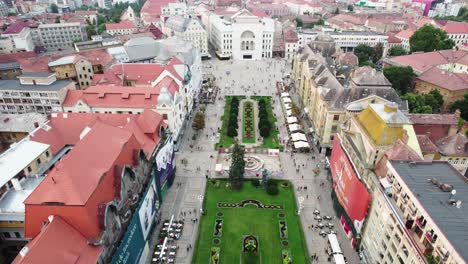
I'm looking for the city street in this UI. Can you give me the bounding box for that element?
[147,57,360,263]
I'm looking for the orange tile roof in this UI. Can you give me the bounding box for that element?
[385,49,467,73]
[13,216,103,264]
[443,21,468,34]
[416,67,468,91]
[25,122,136,206]
[105,20,137,30]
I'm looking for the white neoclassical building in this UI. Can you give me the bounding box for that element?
[208,9,275,60]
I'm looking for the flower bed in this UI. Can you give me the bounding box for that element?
[282,249,292,264]
[210,247,220,264]
[279,221,288,239]
[242,101,256,143]
[213,219,223,237]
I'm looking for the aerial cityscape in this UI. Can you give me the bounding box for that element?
[0,0,467,263]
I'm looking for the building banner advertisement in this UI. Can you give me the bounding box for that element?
[155,136,176,185]
[111,176,159,264]
[330,136,371,234]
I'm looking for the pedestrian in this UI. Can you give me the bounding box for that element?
[306,194,309,199]
[301,175,304,180]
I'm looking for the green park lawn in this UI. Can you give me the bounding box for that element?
[192,180,309,264]
[252,96,282,150]
[216,96,245,149]
[242,101,256,144]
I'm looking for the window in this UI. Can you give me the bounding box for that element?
[14,232,21,238]
[45,151,50,157]
[36,159,41,166]
[3,232,11,238]
[333,115,339,121]
[27,166,32,173]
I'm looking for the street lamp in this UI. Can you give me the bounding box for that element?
[198,194,204,214]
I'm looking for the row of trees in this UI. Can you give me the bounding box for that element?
[227,97,240,137]
[258,99,272,138]
[229,144,245,190]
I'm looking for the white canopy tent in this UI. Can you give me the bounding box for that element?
[288,124,302,132]
[291,132,307,142]
[287,116,298,124]
[327,234,343,254]
[332,254,346,264]
[281,92,290,98]
[282,97,292,104]
[286,110,293,117]
[293,141,310,149]
[284,103,292,110]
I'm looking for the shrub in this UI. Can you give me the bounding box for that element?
[267,179,278,187]
[259,124,271,138]
[251,179,260,187]
[266,184,279,195]
[227,125,238,137]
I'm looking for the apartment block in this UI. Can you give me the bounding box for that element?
[38,23,85,51]
[0,73,75,114]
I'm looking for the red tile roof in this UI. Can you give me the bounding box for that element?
[408,113,459,125]
[75,10,98,15]
[387,34,402,43]
[2,21,30,35]
[105,20,137,31]
[93,63,165,86]
[443,21,468,34]
[141,0,176,16]
[435,133,468,157]
[63,86,161,109]
[385,49,467,73]
[17,56,50,73]
[12,216,103,264]
[0,51,37,63]
[26,122,136,205]
[416,67,468,91]
[375,139,423,177]
[395,29,414,39]
[79,49,114,66]
[416,134,439,153]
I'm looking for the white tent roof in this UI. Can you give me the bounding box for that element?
[288,124,302,132]
[281,92,290,98]
[333,254,346,264]
[286,110,293,117]
[327,234,343,254]
[215,163,223,172]
[284,104,292,110]
[294,141,309,149]
[287,116,298,124]
[291,132,307,142]
[282,97,292,103]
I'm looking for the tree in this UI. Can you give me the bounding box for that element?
[372,43,383,63]
[295,17,303,27]
[383,66,415,94]
[347,4,354,12]
[291,102,300,117]
[425,89,444,112]
[86,25,97,36]
[354,44,374,66]
[50,3,59,13]
[388,46,408,57]
[192,111,205,131]
[229,144,245,190]
[409,24,455,53]
[55,16,61,23]
[334,8,339,14]
[451,94,468,120]
[401,93,432,113]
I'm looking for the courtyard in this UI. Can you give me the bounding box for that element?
[192,179,309,264]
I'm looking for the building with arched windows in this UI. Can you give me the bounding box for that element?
[208,9,275,60]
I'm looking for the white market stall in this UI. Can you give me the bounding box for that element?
[293,141,310,149]
[288,124,302,132]
[287,116,298,124]
[291,132,307,142]
[332,254,346,264]
[282,97,292,104]
[281,92,290,98]
[286,110,293,117]
[284,103,292,110]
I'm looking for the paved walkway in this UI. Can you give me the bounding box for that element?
[147,58,360,264]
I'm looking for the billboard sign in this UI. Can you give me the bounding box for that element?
[330,136,371,234]
[155,136,176,186]
[111,176,160,264]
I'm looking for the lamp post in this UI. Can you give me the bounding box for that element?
[198,194,204,214]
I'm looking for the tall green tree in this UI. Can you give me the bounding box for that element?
[451,94,468,120]
[383,66,415,94]
[372,43,384,63]
[192,111,206,131]
[229,144,245,190]
[50,3,59,13]
[388,46,408,57]
[409,24,455,53]
[295,17,303,27]
[354,44,374,65]
[347,4,354,12]
[401,93,432,113]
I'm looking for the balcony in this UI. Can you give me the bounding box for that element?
[425,232,436,244]
[415,218,426,229]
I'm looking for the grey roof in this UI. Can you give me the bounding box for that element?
[165,16,190,33]
[0,79,73,92]
[351,67,392,88]
[330,31,385,36]
[390,161,468,262]
[328,86,407,111]
[19,72,55,78]
[0,61,20,71]
[0,113,47,132]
